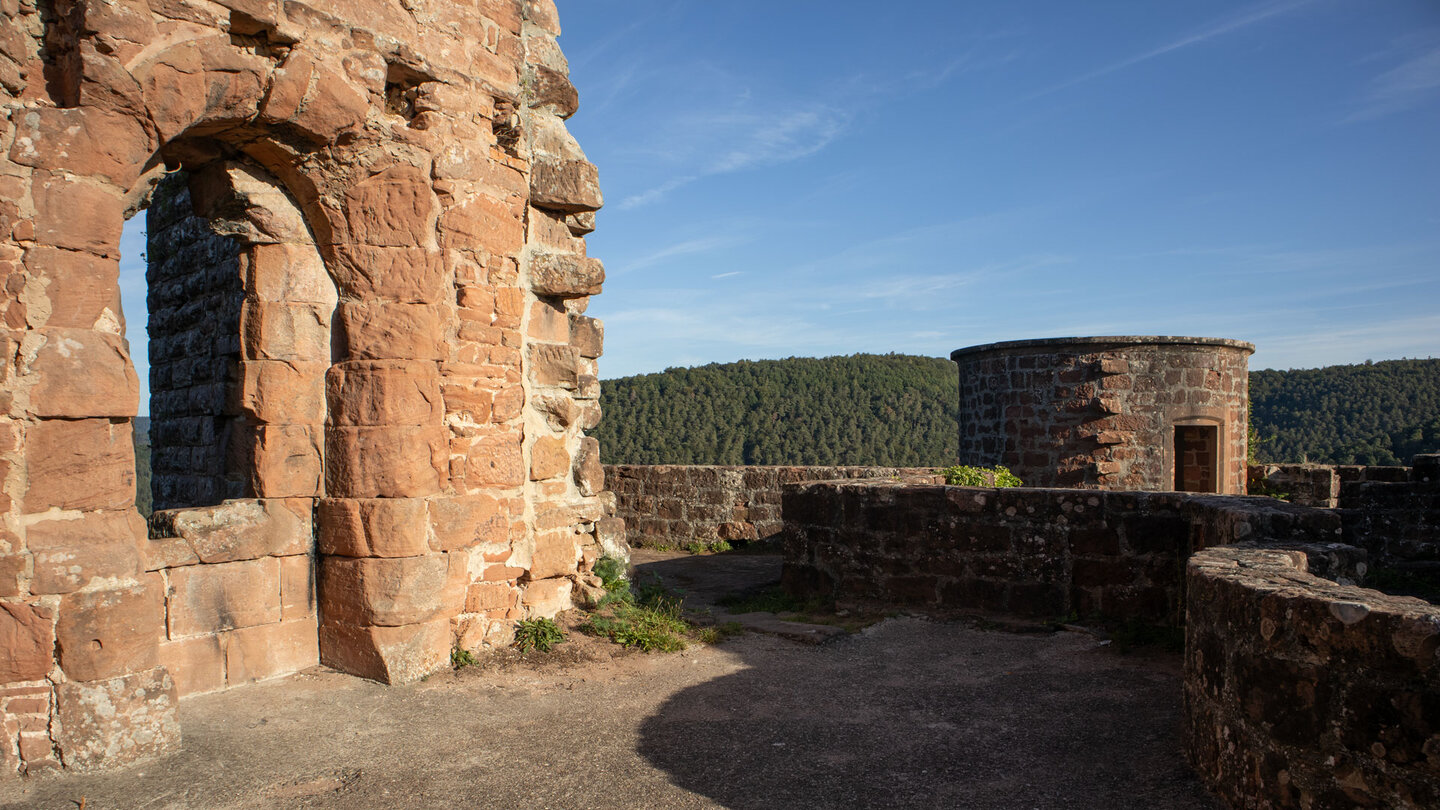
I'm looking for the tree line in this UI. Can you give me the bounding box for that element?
[594,354,1440,467]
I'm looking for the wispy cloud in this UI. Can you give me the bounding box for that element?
[619,100,850,209]
[1023,0,1316,101]
[1346,35,1440,122]
[620,235,743,273]
[711,271,742,280]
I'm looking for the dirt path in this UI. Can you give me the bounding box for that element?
[0,552,1219,809]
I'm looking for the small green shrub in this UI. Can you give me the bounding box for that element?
[593,555,629,594]
[582,596,689,652]
[940,464,1022,488]
[696,621,746,644]
[684,540,732,555]
[513,617,565,653]
[451,646,479,669]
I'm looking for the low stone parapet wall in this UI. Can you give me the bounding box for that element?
[1184,546,1440,809]
[1248,462,1412,508]
[781,480,1343,624]
[605,465,940,548]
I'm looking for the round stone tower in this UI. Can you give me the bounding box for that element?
[950,336,1255,493]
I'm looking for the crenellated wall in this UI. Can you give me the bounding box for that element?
[0,0,622,776]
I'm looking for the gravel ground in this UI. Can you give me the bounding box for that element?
[0,552,1220,810]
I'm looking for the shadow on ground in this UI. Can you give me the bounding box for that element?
[631,549,1221,810]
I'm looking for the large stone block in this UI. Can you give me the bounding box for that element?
[520,576,572,616]
[326,360,444,426]
[318,553,465,627]
[341,165,438,248]
[528,253,603,297]
[243,243,336,305]
[55,582,163,682]
[0,602,54,684]
[23,248,123,331]
[574,436,604,497]
[438,192,524,255]
[317,498,429,558]
[466,432,525,489]
[259,50,370,145]
[570,315,603,358]
[157,634,224,697]
[238,425,323,498]
[324,425,447,498]
[235,360,327,424]
[225,618,318,685]
[529,159,602,214]
[530,435,569,481]
[328,245,446,303]
[9,107,155,187]
[336,302,444,361]
[26,328,140,418]
[26,510,146,594]
[279,554,315,619]
[319,617,450,685]
[150,498,310,564]
[529,531,577,580]
[24,419,135,512]
[31,171,125,255]
[53,667,179,772]
[166,557,281,637]
[239,301,331,362]
[427,495,508,552]
[528,343,578,389]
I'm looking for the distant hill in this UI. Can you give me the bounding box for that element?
[594,354,1440,467]
[594,354,959,466]
[1249,358,1440,465]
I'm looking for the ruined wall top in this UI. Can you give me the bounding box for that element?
[951,335,1256,361]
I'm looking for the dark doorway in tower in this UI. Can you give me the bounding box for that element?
[1174,424,1219,493]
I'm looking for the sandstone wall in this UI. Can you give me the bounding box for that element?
[1339,455,1440,573]
[606,465,940,548]
[0,0,617,776]
[782,480,1343,624]
[1248,461,1412,508]
[1185,546,1440,809]
[952,336,1253,493]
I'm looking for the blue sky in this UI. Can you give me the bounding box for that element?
[120,0,1440,413]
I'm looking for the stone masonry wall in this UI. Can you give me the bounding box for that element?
[0,0,618,776]
[952,337,1253,493]
[1249,461,1412,508]
[1339,455,1440,573]
[1185,546,1440,809]
[606,465,940,548]
[782,480,1343,624]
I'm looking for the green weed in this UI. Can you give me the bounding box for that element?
[940,464,1023,488]
[513,617,565,653]
[695,621,746,644]
[684,540,733,555]
[450,646,479,669]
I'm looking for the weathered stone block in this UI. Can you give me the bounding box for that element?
[570,315,603,358]
[529,253,603,297]
[466,432,525,489]
[319,617,450,685]
[341,165,439,248]
[326,360,444,426]
[325,425,448,498]
[55,582,163,682]
[23,248,123,331]
[279,554,315,620]
[530,435,569,481]
[239,301,331,362]
[317,498,429,558]
[337,302,445,361]
[9,107,156,187]
[529,160,602,213]
[0,602,54,684]
[151,498,310,564]
[521,577,572,616]
[243,243,336,304]
[225,618,318,685]
[166,557,281,638]
[427,495,507,552]
[52,667,179,772]
[236,360,327,424]
[157,634,224,697]
[239,425,323,498]
[529,531,577,580]
[318,553,465,627]
[328,245,446,303]
[26,328,140,418]
[528,343,578,388]
[31,172,125,255]
[574,436,604,497]
[26,510,146,594]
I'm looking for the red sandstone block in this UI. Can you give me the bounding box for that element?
[465,432,524,489]
[27,510,145,594]
[239,301,331,362]
[157,634,225,697]
[318,553,465,627]
[326,361,444,427]
[337,302,446,362]
[319,617,449,685]
[530,531,577,580]
[0,602,54,684]
[279,555,315,620]
[22,248,122,330]
[325,425,447,498]
[20,421,132,515]
[25,328,139,419]
[55,582,163,682]
[31,171,124,255]
[328,245,446,303]
[318,498,429,558]
[340,165,439,248]
[52,667,179,772]
[225,618,318,685]
[166,557,281,638]
[235,360,327,424]
[428,495,507,552]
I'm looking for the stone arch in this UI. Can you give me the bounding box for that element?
[2,0,619,777]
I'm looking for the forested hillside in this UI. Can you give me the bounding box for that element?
[1249,359,1440,465]
[595,355,1440,467]
[595,355,959,465]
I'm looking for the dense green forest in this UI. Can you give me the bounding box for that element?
[595,354,960,465]
[595,354,1440,467]
[1249,359,1440,465]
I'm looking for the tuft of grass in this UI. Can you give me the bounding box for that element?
[696,621,746,645]
[685,540,733,555]
[513,617,566,653]
[582,595,690,652]
[451,646,479,669]
[940,464,1022,488]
